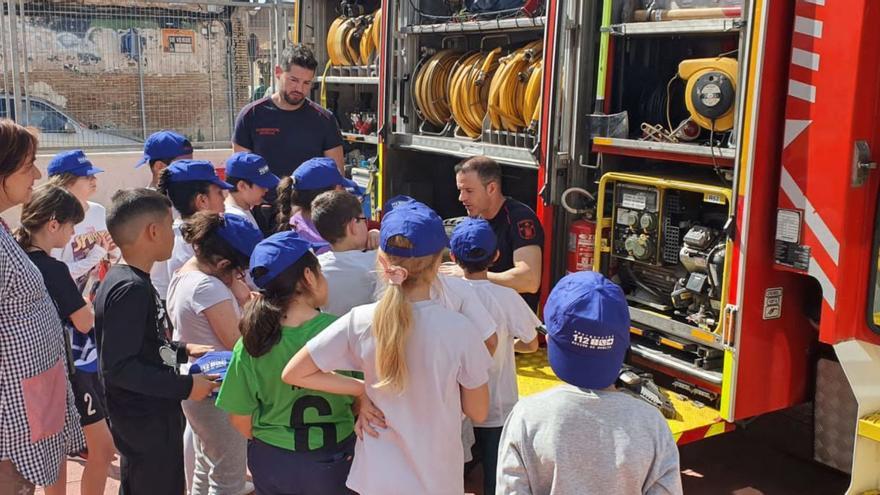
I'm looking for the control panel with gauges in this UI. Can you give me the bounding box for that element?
[613,184,662,265]
[597,173,733,385]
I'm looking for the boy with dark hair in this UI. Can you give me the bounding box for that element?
[495,271,682,495]
[311,189,378,316]
[223,151,280,228]
[135,130,194,189]
[448,218,540,495]
[96,188,219,495]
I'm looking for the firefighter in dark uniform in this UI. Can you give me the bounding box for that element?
[443,156,545,310]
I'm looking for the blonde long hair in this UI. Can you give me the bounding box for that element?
[372,235,441,393]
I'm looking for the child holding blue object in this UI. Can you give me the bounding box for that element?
[217,231,366,495]
[282,201,493,495]
[166,212,263,495]
[449,217,541,495]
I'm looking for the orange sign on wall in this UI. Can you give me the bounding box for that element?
[162,29,195,53]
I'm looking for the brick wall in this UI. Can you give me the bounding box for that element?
[26,68,234,142]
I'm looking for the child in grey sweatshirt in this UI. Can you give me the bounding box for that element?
[495,272,683,495]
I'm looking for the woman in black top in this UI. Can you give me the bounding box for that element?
[15,184,117,495]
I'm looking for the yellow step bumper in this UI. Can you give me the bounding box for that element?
[516,349,733,445]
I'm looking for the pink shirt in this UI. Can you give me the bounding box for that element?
[307,301,492,495]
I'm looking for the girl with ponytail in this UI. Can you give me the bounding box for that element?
[274,157,360,254]
[282,200,492,495]
[216,231,369,494]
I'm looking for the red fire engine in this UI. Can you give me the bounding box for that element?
[296,0,880,489]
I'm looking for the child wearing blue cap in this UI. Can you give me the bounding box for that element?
[216,231,365,494]
[136,130,194,189]
[282,201,493,495]
[449,217,540,495]
[166,212,262,495]
[275,157,361,252]
[223,151,280,229]
[496,271,682,495]
[152,159,232,300]
[47,149,120,301]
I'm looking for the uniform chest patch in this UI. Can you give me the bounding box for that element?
[256,127,281,136]
[517,219,536,240]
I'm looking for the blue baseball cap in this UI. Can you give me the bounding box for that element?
[544,271,631,390]
[225,152,280,190]
[249,231,322,288]
[47,150,103,177]
[189,351,232,380]
[450,217,497,263]
[216,214,263,258]
[166,160,233,190]
[380,201,449,258]
[136,130,193,168]
[382,195,417,213]
[292,157,358,191]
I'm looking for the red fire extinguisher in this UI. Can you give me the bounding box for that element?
[567,216,596,273]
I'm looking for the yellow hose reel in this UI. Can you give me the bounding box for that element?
[326,10,380,67]
[487,40,543,132]
[678,57,738,132]
[412,41,544,138]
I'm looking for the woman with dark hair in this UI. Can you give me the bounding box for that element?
[275,157,361,254]
[166,212,262,495]
[0,119,84,495]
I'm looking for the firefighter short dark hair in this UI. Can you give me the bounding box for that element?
[280,44,318,73]
[454,155,502,187]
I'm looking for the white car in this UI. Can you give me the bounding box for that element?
[0,94,142,149]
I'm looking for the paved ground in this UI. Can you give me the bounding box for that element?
[40,405,850,494]
[677,406,849,495]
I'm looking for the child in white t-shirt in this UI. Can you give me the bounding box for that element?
[47,150,120,299]
[449,217,540,495]
[222,152,280,229]
[311,190,379,317]
[282,200,493,495]
[152,160,232,300]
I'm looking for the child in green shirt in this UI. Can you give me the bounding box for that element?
[216,231,379,494]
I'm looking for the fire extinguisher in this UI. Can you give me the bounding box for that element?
[561,187,597,274]
[567,216,596,273]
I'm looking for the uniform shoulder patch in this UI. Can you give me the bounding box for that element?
[517,219,537,240]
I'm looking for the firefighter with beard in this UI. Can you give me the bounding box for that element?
[233,44,345,232]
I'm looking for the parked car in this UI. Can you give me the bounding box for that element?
[0,94,141,148]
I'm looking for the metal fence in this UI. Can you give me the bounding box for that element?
[0,0,293,150]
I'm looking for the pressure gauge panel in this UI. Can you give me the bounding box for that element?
[613,184,662,265]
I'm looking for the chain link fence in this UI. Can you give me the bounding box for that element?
[1,0,292,150]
